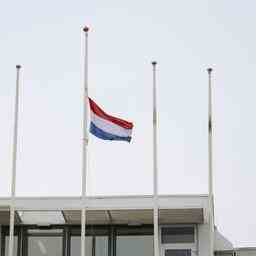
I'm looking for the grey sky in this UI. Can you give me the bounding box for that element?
[0,0,255,248]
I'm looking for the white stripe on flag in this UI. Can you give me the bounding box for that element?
[90,112,132,137]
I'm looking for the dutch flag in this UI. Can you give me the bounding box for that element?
[89,98,133,142]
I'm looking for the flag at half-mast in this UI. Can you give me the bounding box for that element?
[89,98,133,142]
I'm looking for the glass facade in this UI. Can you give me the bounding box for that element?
[116,235,153,256]
[0,225,196,256]
[27,236,62,256]
[70,236,93,256]
[115,226,154,256]
[0,225,153,256]
[70,235,108,256]
[95,237,108,256]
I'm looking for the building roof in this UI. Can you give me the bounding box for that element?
[0,194,209,225]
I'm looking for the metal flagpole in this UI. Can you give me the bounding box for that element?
[152,61,159,256]
[207,68,214,256]
[8,65,21,256]
[81,26,89,256]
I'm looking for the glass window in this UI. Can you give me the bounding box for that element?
[70,236,93,256]
[161,227,194,244]
[28,236,62,256]
[26,229,63,256]
[95,236,108,256]
[70,236,108,256]
[165,249,191,256]
[4,236,18,256]
[116,235,153,256]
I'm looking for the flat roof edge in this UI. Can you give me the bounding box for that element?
[0,194,209,200]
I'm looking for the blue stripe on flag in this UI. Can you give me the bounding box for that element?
[90,122,131,142]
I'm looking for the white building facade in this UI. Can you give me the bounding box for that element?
[0,195,239,256]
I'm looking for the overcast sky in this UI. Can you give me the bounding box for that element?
[1,0,256,248]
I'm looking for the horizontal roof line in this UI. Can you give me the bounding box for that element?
[0,194,209,200]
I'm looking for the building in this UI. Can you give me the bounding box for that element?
[0,194,251,256]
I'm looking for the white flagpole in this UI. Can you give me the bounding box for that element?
[207,68,214,256]
[152,61,159,256]
[8,65,21,256]
[81,26,89,256]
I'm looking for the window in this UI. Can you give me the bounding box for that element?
[116,229,154,256]
[70,227,109,256]
[161,227,194,244]
[95,236,108,256]
[70,236,93,256]
[26,229,63,256]
[27,236,62,256]
[70,236,108,256]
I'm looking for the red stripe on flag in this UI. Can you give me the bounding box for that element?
[88,98,133,130]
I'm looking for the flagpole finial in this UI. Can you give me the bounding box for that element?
[16,65,21,69]
[83,26,89,32]
[152,61,157,66]
[207,68,213,74]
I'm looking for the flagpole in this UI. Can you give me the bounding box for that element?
[81,26,89,256]
[152,61,159,256]
[207,68,214,256]
[8,65,21,256]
